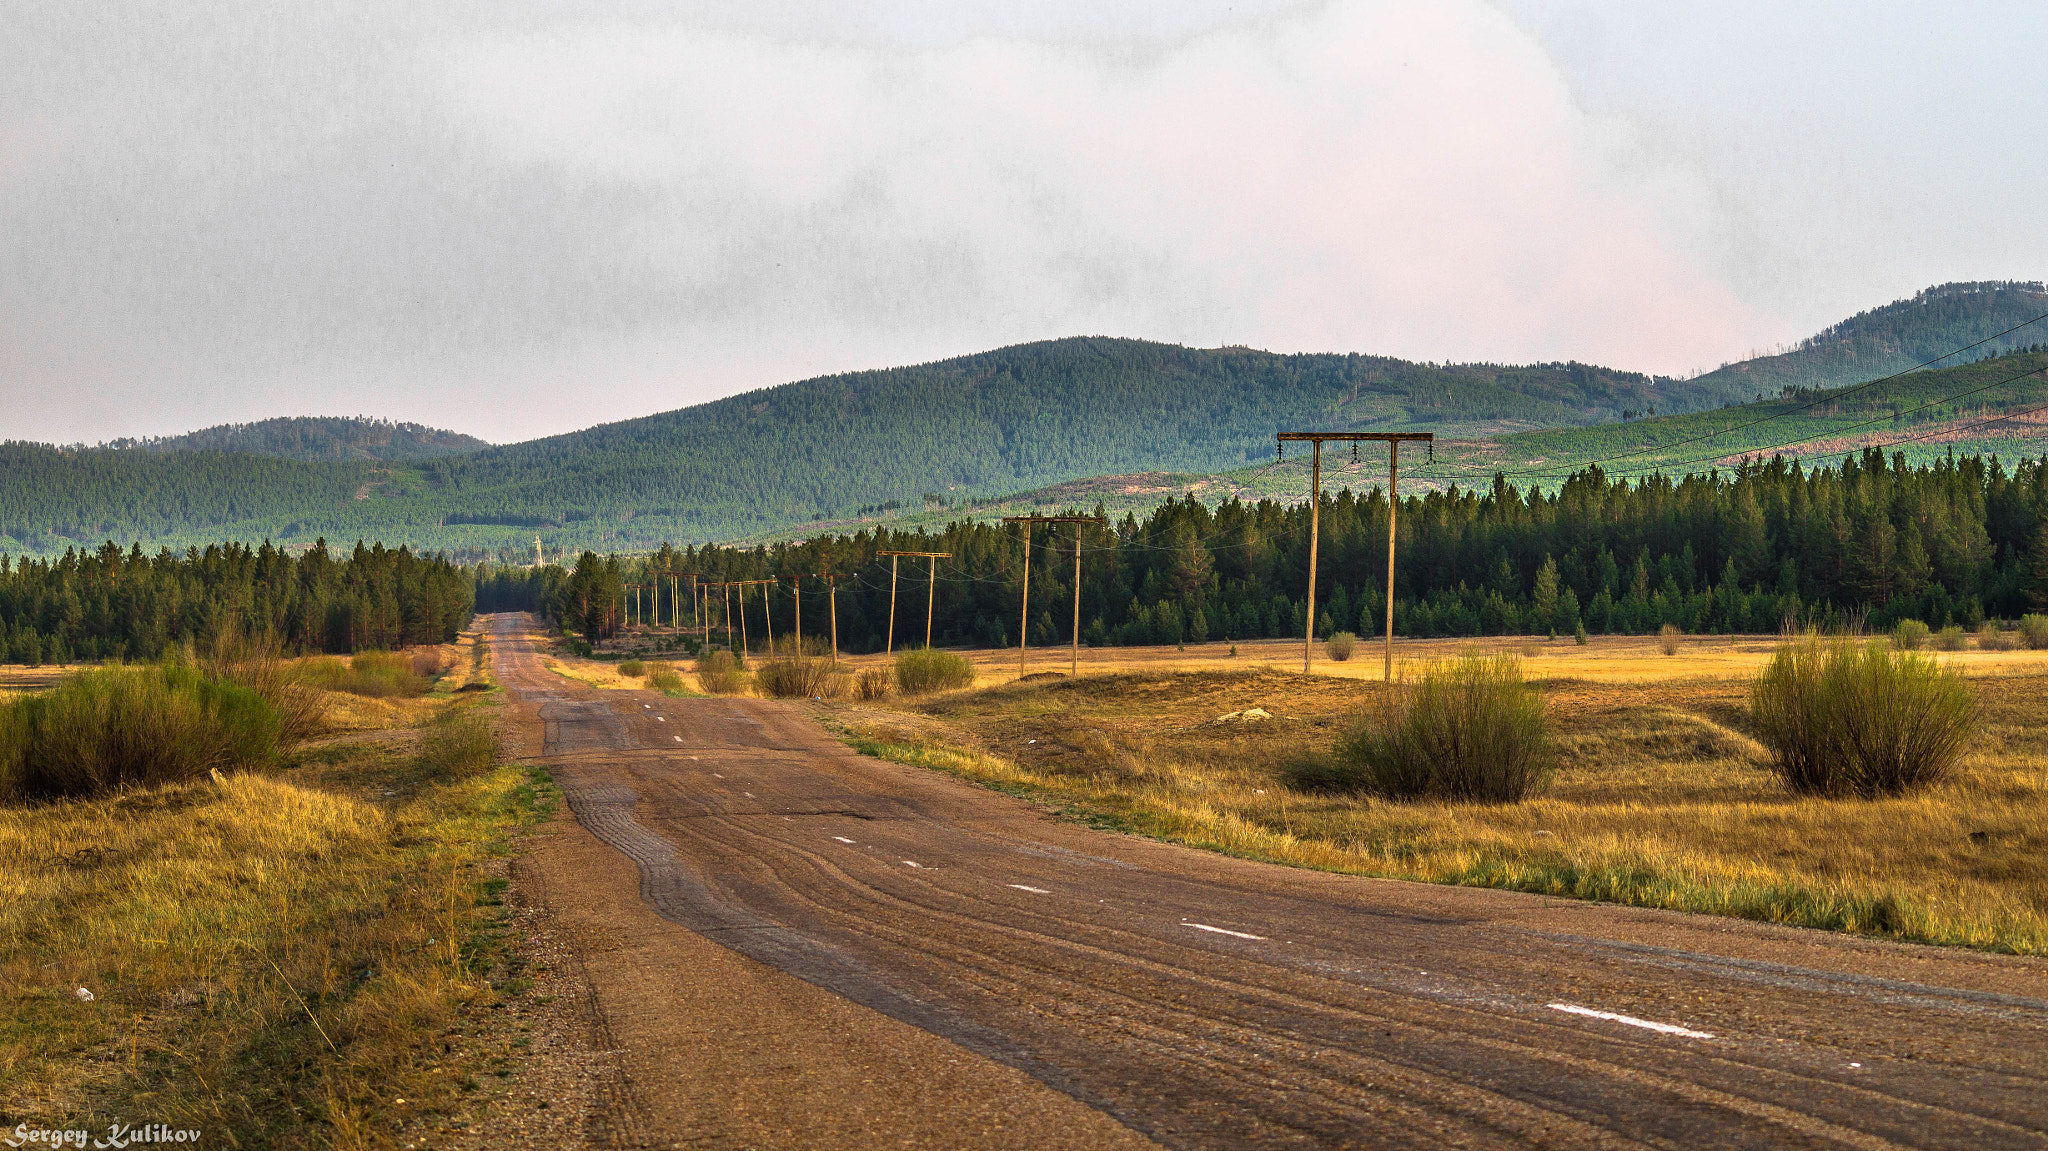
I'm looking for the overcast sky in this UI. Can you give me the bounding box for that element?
[4,1,2043,445]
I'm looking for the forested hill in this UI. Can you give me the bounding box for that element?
[1671,281,2048,409]
[103,416,488,462]
[2,282,2042,558]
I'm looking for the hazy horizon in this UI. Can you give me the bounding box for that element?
[6,0,2044,446]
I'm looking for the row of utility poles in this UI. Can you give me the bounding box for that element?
[602,427,1428,682]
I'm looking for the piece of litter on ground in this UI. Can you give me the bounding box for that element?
[75,987,94,1002]
[674,736,682,742]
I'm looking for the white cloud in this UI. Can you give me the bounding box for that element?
[1,0,1914,444]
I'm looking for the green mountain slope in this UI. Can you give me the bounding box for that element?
[2,283,2041,559]
[1661,280,2047,410]
[102,416,489,462]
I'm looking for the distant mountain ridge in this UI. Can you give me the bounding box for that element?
[1676,281,2048,407]
[2,281,2042,558]
[103,416,488,462]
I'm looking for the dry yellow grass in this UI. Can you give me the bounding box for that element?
[0,637,551,1146]
[835,649,2048,954]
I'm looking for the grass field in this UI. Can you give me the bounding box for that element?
[0,632,557,1147]
[795,634,2048,955]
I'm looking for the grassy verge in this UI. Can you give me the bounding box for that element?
[834,665,2047,955]
[0,696,557,1146]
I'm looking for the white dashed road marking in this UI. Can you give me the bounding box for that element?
[1008,884,1051,894]
[1547,1004,1715,1040]
[833,836,857,844]
[902,860,926,868]
[1182,922,1267,941]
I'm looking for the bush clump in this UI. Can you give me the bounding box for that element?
[645,662,685,694]
[1325,631,1357,661]
[1750,633,1977,797]
[1658,623,1682,655]
[618,659,646,677]
[1302,654,1554,802]
[299,650,431,699]
[1892,619,1930,651]
[1976,621,2016,652]
[415,708,499,778]
[2021,614,2048,650]
[695,651,750,695]
[756,655,847,699]
[854,666,894,700]
[894,649,975,696]
[1934,625,1967,652]
[0,664,284,799]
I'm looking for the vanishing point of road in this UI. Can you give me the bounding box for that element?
[487,614,2048,1149]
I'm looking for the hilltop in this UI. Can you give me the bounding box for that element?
[102,416,489,462]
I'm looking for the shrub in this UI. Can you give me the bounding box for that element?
[0,664,284,799]
[409,648,454,680]
[854,666,894,701]
[1658,623,1682,656]
[1750,634,1976,797]
[1976,621,2016,652]
[1892,619,1930,651]
[298,650,431,699]
[2021,614,2048,650]
[415,708,498,778]
[645,663,685,694]
[695,651,750,695]
[895,649,976,696]
[201,628,323,743]
[1573,622,1588,645]
[1934,625,1967,652]
[1305,654,1554,802]
[618,659,646,677]
[1325,631,1357,661]
[756,655,847,699]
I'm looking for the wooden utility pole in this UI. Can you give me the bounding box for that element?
[1276,432,1433,680]
[1001,515,1105,679]
[879,551,951,652]
[821,574,845,661]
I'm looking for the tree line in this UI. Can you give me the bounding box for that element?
[484,449,2048,653]
[0,539,473,665]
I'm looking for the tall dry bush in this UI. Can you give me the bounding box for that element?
[854,666,894,700]
[0,664,284,799]
[618,659,646,677]
[298,650,432,699]
[895,649,975,696]
[1934,625,1967,652]
[201,628,325,743]
[2022,614,2048,650]
[645,662,685,694]
[1892,619,1931,651]
[1750,633,1977,797]
[756,654,848,699]
[1658,623,1682,655]
[1976,621,2017,652]
[695,650,751,695]
[1304,654,1554,802]
[1325,631,1358,661]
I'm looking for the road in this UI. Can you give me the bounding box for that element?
[489,614,2048,1149]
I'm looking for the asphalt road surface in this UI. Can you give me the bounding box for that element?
[489,615,2048,1149]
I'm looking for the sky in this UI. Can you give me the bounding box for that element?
[4,0,2044,446]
